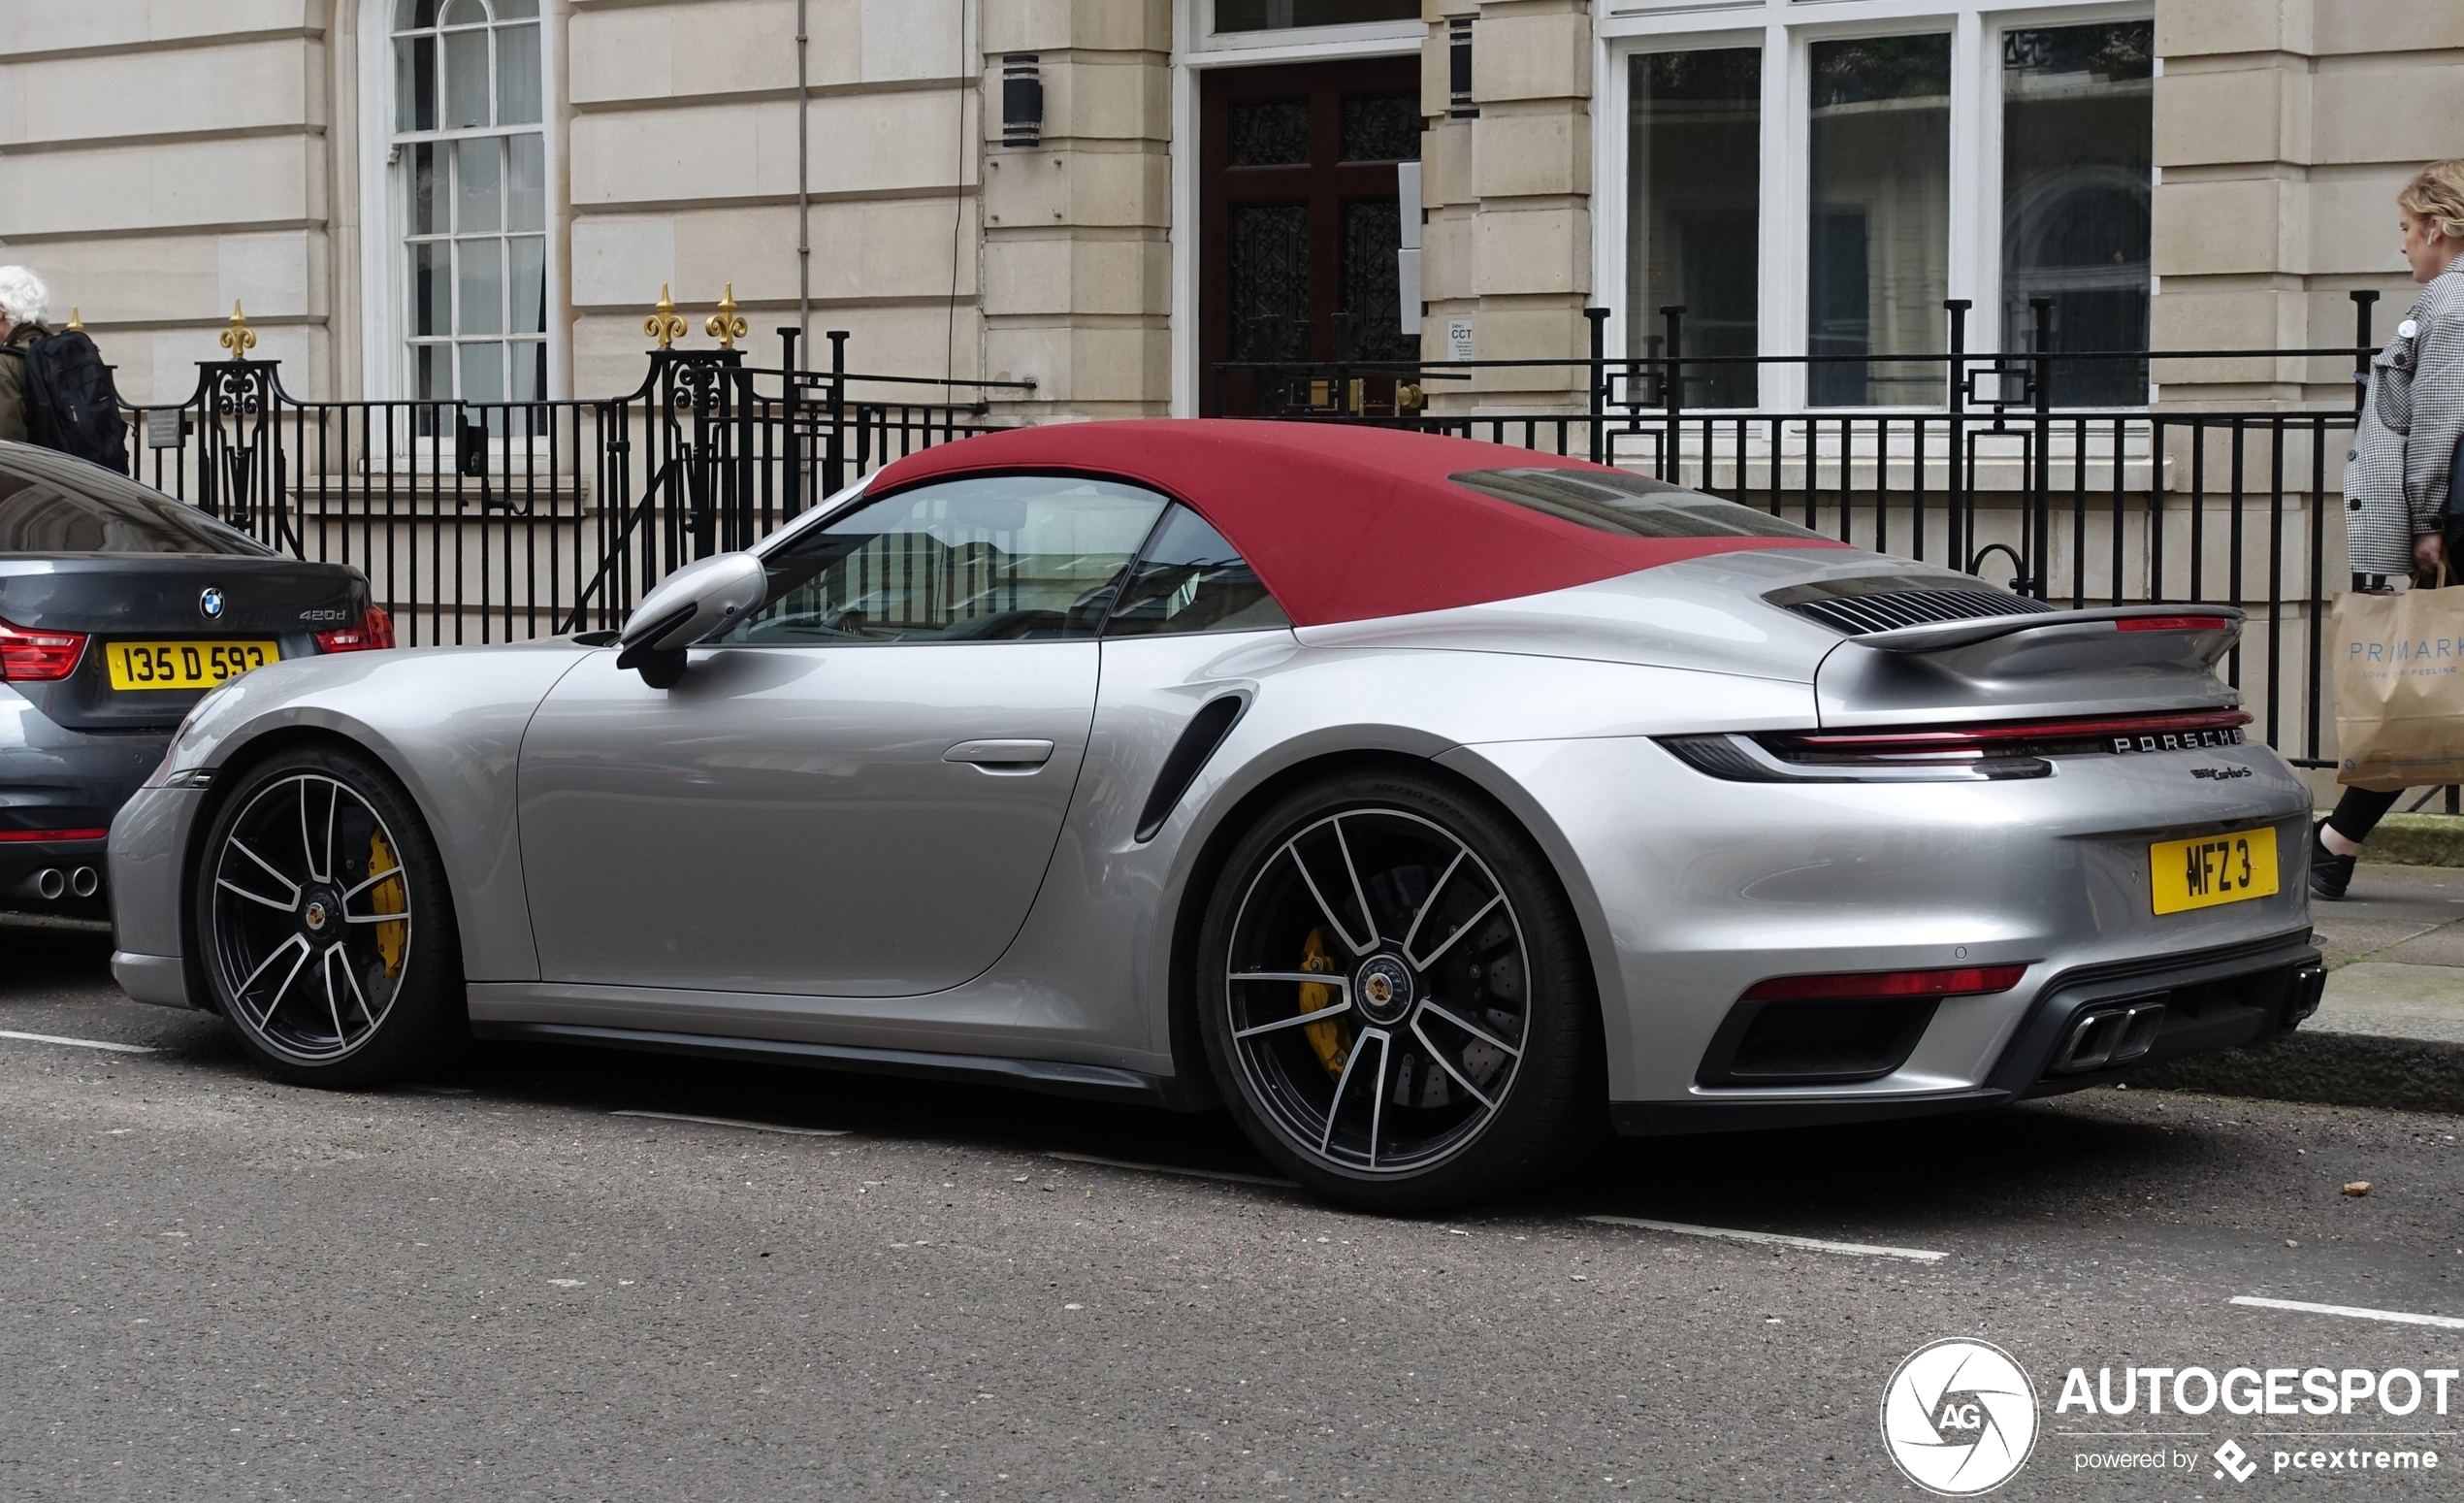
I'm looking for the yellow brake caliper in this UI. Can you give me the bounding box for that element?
[1297,927,1350,1078]
[368,830,406,979]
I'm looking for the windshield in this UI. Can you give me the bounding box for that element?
[0,447,275,556]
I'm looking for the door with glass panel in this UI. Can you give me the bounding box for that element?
[516,474,1170,998]
[389,0,547,408]
[1199,59,1422,416]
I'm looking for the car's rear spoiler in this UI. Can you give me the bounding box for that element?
[1852,604,2244,656]
[1816,604,2246,728]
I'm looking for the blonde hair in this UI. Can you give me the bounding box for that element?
[2398,160,2464,243]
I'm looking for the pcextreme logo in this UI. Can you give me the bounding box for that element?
[1881,1339,2041,1495]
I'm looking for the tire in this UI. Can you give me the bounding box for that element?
[1195,767,1600,1213]
[193,744,464,1088]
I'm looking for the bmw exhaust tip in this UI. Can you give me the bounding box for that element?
[70,866,99,899]
[34,867,65,901]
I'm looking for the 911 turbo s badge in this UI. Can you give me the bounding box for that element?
[198,586,225,620]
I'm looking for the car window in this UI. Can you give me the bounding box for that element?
[0,449,275,556]
[720,473,1169,645]
[1103,505,1290,637]
[1450,466,1826,540]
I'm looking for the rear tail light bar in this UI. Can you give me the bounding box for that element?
[0,617,88,681]
[1743,964,2027,1002]
[313,606,395,654]
[1662,708,2253,783]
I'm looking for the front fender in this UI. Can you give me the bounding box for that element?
[169,643,592,983]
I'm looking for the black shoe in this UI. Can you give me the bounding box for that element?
[2309,817,2355,900]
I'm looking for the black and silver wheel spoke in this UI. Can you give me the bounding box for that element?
[210,773,414,1064]
[1226,808,1530,1176]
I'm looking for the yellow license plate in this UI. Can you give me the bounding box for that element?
[105,639,279,691]
[2149,826,2280,915]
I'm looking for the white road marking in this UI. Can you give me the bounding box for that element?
[610,1110,847,1137]
[1583,1214,1947,1262]
[1044,1151,1298,1189]
[2229,1294,2464,1330]
[0,1029,156,1055]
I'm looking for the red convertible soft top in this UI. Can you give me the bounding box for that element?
[865,419,1846,627]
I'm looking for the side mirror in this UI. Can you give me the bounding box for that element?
[614,552,766,688]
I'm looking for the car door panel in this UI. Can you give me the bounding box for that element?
[517,640,1095,997]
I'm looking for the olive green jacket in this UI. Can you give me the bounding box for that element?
[0,321,53,444]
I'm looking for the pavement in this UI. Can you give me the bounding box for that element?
[2,925,2463,1500]
[2137,864,2464,1115]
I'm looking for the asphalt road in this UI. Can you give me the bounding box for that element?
[4,924,2462,1502]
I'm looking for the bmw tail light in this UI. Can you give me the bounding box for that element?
[0,616,87,680]
[313,606,395,654]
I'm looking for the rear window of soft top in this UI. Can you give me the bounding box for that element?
[1449,467,1825,540]
[0,445,274,556]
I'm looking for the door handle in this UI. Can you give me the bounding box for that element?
[943,738,1054,773]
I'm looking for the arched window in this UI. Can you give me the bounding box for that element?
[388,0,547,405]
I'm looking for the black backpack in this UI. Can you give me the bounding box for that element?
[7,330,127,473]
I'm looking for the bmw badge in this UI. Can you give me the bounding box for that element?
[199,586,225,621]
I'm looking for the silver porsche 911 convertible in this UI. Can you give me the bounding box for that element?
[108,420,2321,1209]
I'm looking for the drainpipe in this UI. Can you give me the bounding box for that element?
[796,0,811,348]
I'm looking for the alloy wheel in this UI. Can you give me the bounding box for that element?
[207,772,415,1064]
[1222,807,1531,1175]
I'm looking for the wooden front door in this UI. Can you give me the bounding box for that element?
[1199,58,1422,416]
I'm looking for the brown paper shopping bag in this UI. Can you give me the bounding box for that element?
[2332,580,2464,791]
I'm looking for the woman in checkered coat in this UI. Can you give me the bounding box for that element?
[2315,160,2464,898]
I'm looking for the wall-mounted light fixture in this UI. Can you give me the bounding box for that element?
[1002,54,1043,148]
[1448,18,1475,119]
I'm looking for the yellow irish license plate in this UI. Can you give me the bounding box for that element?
[106,640,279,691]
[2149,826,2280,915]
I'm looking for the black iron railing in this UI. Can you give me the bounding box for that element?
[117,328,1026,648]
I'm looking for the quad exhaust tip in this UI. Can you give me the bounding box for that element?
[27,866,99,901]
[2052,998,2166,1074]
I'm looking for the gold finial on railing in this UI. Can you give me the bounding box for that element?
[219,300,256,360]
[704,282,748,349]
[65,307,83,333]
[644,283,687,349]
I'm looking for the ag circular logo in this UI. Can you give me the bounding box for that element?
[198,586,225,620]
[1880,1338,2038,1495]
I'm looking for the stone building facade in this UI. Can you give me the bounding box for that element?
[0,0,2455,416]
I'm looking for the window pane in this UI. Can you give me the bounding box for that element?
[507,133,545,231]
[1628,49,1761,408]
[413,344,447,401]
[509,236,546,334]
[1338,93,1418,163]
[498,0,538,16]
[511,341,546,403]
[2002,21,2153,407]
[1808,36,1950,407]
[1104,506,1291,637]
[441,0,487,23]
[497,23,541,125]
[459,342,504,404]
[408,142,439,235]
[457,238,503,334]
[1215,0,1416,32]
[454,137,502,232]
[397,0,438,32]
[1228,100,1311,167]
[395,36,436,132]
[409,243,447,336]
[725,476,1171,645]
[443,28,488,129]
[1227,203,1311,361]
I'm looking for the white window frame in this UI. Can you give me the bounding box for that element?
[356,0,568,407]
[1594,0,2155,412]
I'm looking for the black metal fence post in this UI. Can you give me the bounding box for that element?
[1659,305,1685,483]
[1583,307,1607,464]
[2351,289,2380,413]
[2029,296,2056,599]
[823,330,848,496]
